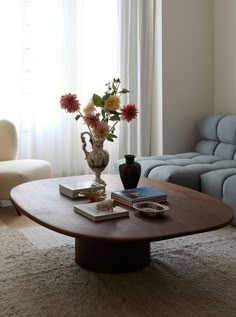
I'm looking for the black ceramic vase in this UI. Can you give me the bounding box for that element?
[119,154,141,190]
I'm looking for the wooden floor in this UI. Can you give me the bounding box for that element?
[0,202,38,229]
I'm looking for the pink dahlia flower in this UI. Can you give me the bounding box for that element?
[83,99,96,115]
[121,104,138,122]
[60,93,80,113]
[92,121,109,139]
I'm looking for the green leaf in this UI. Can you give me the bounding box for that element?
[106,133,118,142]
[102,94,111,101]
[93,94,103,107]
[75,114,82,121]
[106,135,114,142]
[118,88,130,94]
[101,109,106,119]
[110,114,120,121]
[109,110,120,115]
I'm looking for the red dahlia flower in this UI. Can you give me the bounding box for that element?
[121,104,138,122]
[60,93,80,113]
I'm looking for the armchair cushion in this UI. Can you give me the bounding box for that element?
[0,159,52,200]
[0,120,53,201]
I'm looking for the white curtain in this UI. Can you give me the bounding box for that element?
[0,0,119,177]
[0,0,161,176]
[117,0,163,158]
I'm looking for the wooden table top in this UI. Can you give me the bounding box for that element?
[10,174,233,242]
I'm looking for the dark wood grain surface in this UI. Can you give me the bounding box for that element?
[10,174,233,242]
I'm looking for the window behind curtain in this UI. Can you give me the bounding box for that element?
[0,0,119,176]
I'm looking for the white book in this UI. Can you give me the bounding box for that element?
[59,181,105,198]
[73,202,129,222]
[60,189,85,199]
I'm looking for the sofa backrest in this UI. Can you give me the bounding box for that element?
[195,114,236,160]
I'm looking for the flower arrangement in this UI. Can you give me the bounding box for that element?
[60,78,138,142]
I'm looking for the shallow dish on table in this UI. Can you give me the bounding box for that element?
[132,201,169,218]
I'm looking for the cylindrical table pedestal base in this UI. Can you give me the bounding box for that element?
[75,238,150,273]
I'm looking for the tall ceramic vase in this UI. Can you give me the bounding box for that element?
[119,154,141,189]
[81,132,109,185]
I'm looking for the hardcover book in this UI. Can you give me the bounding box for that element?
[73,202,129,222]
[59,181,105,199]
[111,187,167,207]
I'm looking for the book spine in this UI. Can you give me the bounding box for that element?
[112,196,167,207]
[111,197,134,207]
[111,193,166,203]
[134,196,166,202]
[111,193,133,202]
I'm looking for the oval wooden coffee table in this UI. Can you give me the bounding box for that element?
[10,174,233,273]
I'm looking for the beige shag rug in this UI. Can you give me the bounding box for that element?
[0,221,236,317]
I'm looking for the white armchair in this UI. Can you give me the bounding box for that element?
[0,119,52,212]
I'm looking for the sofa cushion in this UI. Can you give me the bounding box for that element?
[147,162,236,191]
[201,168,236,200]
[148,166,201,190]
[214,143,236,159]
[223,175,236,225]
[195,114,236,159]
[138,155,236,179]
[197,114,222,141]
[217,115,236,144]
[195,140,219,155]
[138,160,171,177]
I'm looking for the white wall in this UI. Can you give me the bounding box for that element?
[214,0,236,114]
[162,0,214,154]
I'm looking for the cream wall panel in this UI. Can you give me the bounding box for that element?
[214,0,236,114]
[162,0,214,154]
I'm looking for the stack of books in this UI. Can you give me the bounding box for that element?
[111,187,167,207]
[59,181,105,199]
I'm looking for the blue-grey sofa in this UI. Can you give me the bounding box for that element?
[114,114,236,225]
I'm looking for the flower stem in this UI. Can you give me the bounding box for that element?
[109,120,119,133]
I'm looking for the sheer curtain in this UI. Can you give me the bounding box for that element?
[0,0,161,176]
[0,0,119,177]
[117,0,163,158]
